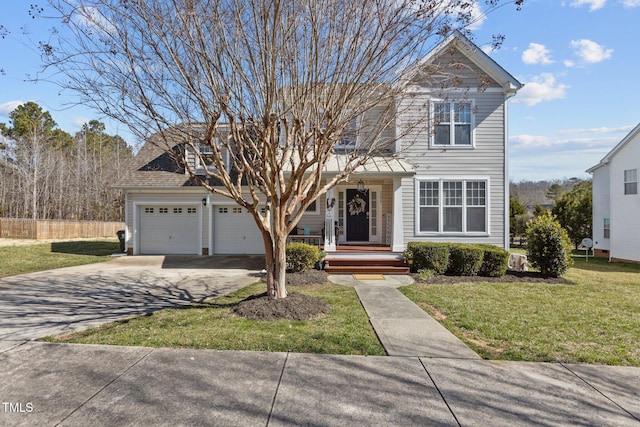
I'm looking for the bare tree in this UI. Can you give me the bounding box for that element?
[40,0,523,298]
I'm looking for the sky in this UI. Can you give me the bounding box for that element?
[1,0,639,182]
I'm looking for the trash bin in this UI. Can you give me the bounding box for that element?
[116,230,126,253]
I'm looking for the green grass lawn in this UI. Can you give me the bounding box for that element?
[0,239,120,277]
[400,256,640,366]
[45,282,386,356]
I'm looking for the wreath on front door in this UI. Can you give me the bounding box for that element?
[347,194,367,216]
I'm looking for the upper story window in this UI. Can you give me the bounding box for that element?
[195,138,229,172]
[432,101,474,147]
[335,117,358,152]
[624,169,637,195]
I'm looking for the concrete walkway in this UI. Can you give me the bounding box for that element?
[328,274,480,358]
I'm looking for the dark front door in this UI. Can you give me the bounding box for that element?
[346,189,369,241]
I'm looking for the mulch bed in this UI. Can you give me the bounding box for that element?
[232,292,330,321]
[414,270,572,285]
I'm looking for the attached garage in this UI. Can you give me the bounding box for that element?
[214,206,265,254]
[138,205,200,255]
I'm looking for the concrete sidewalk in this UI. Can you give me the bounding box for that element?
[328,274,480,358]
[1,342,639,426]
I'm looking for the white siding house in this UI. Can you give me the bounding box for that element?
[115,32,522,256]
[587,123,640,263]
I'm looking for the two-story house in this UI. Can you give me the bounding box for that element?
[115,31,522,257]
[587,123,640,263]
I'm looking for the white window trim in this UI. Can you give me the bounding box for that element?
[429,99,476,149]
[194,136,230,173]
[414,176,490,237]
[623,168,638,195]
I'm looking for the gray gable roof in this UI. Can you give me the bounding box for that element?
[114,140,199,188]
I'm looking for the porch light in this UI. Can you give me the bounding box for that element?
[357,179,365,192]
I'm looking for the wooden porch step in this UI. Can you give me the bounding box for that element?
[336,245,391,252]
[325,258,407,267]
[324,265,410,275]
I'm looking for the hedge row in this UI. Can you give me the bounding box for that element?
[406,242,509,277]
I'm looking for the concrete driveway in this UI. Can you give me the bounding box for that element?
[0,255,265,345]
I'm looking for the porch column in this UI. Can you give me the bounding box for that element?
[392,177,405,252]
[324,188,337,252]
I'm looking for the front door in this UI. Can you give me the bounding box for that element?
[346,189,369,241]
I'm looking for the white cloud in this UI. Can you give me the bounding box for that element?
[522,43,553,65]
[556,125,635,135]
[0,100,25,116]
[72,117,91,129]
[463,1,487,30]
[569,39,613,63]
[512,73,569,106]
[510,134,554,147]
[621,0,640,7]
[570,0,608,11]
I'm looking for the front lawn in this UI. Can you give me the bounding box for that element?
[400,256,640,366]
[44,282,386,356]
[0,239,120,278]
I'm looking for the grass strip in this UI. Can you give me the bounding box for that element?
[44,282,386,356]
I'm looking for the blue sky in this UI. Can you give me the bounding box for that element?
[1,0,639,182]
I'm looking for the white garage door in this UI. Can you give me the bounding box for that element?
[139,205,200,255]
[214,206,265,254]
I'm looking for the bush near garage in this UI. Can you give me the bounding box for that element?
[285,242,320,273]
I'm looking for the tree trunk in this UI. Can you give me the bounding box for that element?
[261,219,288,299]
[272,232,288,299]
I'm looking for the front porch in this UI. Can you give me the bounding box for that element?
[323,244,410,275]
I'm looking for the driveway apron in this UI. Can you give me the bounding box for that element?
[0,255,264,342]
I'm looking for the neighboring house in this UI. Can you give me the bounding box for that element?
[587,123,640,263]
[115,32,522,256]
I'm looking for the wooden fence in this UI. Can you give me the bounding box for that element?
[0,218,125,240]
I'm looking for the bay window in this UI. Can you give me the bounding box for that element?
[417,178,488,234]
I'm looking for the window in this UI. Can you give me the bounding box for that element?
[173,207,183,214]
[305,200,318,213]
[417,179,487,234]
[232,207,242,214]
[624,169,637,195]
[195,138,229,171]
[218,207,228,213]
[432,101,473,146]
[604,218,610,239]
[187,208,197,214]
[159,208,168,214]
[336,117,358,151]
[144,207,154,214]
